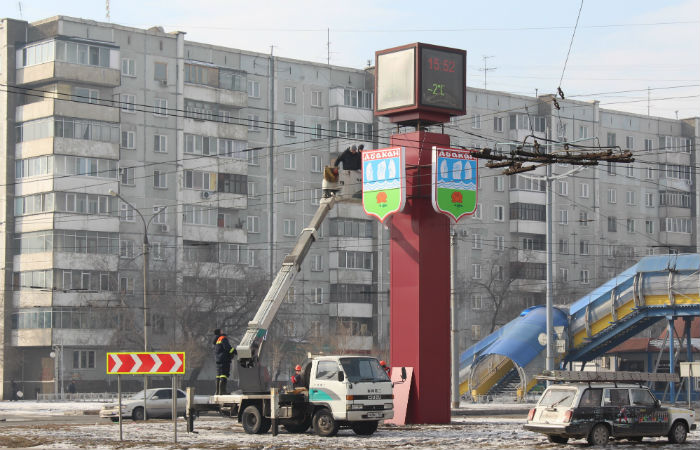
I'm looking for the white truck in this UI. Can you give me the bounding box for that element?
[186,169,396,437]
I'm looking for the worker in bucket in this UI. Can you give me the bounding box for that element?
[334,144,362,171]
[213,328,236,395]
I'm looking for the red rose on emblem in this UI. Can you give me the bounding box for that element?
[376,192,388,203]
[451,192,463,203]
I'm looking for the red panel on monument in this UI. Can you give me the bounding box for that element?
[389,131,451,424]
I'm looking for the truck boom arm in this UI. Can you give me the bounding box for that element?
[236,194,338,366]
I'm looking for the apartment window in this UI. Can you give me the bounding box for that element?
[661,217,692,233]
[153,62,167,82]
[579,183,589,198]
[626,165,634,177]
[493,116,503,132]
[121,58,135,76]
[472,264,481,279]
[154,134,167,153]
[558,239,569,254]
[580,270,590,284]
[338,251,373,270]
[494,176,504,192]
[119,276,134,294]
[495,235,504,251]
[247,216,260,233]
[645,167,653,179]
[627,219,635,233]
[121,130,135,149]
[120,94,135,112]
[314,287,324,304]
[284,153,296,170]
[247,80,260,98]
[120,203,134,222]
[311,254,323,272]
[472,234,482,249]
[645,220,654,234]
[153,98,167,116]
[558,181,568,196]
[309,123,321,140]
[73,350,95,369]
[284,86,296,104]
[494,205,504,221]
[580,240,590,255]
[626,191,636,205]
[644,192,653,207]
[625,136,634,149]
[472,203,482,219]
[523,238,535,250]
[644,138,653,152]
[283,219,296,236]
[284,185,296,203]
[247,181,256,199]
[579,211,589,227]
[311,90,322,107]
[311,188,322,205]
[606,132,616,146]
[311,321,321,338]
[560,268,569,282]
[608,217,617,232]
[247,148,260,166]
[247,114,259,131]
[607,162,616,176]
[472,114,482,129]
[608,189,617,204]
[120,167,134,185]
[153,170,167,189]
[248,249,258,267]
[471,294,483,310]
[285,120,296,137]
[152,206,166,224]
[120,239,136,259]
[311,155,322,173]
[559,210,568,225]
[73,87,99,104]
[579,125,589,139]
[471,325,481,341]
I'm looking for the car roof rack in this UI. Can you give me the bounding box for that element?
[537,370,680,383]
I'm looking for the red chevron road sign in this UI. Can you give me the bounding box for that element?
[107,352,185,375]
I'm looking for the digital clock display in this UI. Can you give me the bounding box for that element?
[420,47,465,111]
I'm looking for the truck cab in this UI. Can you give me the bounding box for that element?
[306,356,393,433]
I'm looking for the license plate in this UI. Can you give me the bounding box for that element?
[366,412,383,418]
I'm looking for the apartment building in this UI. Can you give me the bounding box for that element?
[1,15,697,399]
[0,16,378,398]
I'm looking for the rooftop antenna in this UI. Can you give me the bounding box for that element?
[105,0,111,22]
[18,2,23,19]
[478,55,497,90]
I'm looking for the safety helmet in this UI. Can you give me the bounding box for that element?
[380,360,386,366]
[295,364,302,371]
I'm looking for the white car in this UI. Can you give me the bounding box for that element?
[99,388,207,421]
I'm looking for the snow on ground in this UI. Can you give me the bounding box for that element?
[0,400,698,449]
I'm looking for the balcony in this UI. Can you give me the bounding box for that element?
[17,61,120,87]
[181,225,246,245]
[330,105,374,123]
[328,302,373,318]
[510,220,545,234]
[184,84,247,108]
[184,118,247,141]
[182,189,247,211]
[335,335,373,352]
[16,98,119,123]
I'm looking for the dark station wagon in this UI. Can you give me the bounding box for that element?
[524,382,696,445]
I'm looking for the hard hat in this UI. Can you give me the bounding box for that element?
[295,364,302,371]
[380,360,386,366]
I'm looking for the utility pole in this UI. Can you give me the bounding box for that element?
[478,56,497,90]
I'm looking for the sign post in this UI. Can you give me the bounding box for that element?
[107,352,185,443]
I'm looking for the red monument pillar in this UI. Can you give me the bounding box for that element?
[389,131,452,424]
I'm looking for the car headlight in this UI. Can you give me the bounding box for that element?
[346,404,364,410]
[384,403,393,410]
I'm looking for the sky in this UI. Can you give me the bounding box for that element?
[4,0,699,120]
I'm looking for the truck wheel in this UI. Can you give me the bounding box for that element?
[351,421,378,436]
[313,408,339,437]
[132,407,145,421]
[241,405,265,434]
[283,416,312,433]
[668,421,687,444]
[547,435,568,444]
[587,423,609,446]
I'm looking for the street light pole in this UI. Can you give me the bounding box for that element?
[109,190,166,419]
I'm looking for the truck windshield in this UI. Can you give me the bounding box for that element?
[339,358,390,383]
